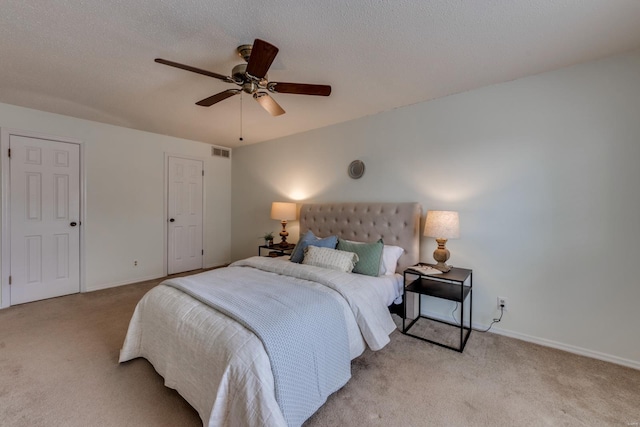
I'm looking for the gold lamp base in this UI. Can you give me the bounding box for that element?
[432,238,452,272]
[278,220,291,247]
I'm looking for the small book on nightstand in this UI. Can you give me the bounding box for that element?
[406,265,442,275]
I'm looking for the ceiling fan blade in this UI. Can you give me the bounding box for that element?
[196,89,239,107]
[269,82,331,96]
[155,58,232,82]
[246,39,279,79]
[254,93,285,116]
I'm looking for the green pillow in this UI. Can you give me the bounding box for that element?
[336,238,384,277]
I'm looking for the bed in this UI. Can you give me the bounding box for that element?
[119,202,421,427]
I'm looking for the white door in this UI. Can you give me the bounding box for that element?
[167,156,203,274]
[10,135,80,304]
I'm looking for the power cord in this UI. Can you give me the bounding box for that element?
[449,301,504,333]
[473,303,504,333]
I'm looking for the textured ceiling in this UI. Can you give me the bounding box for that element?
[2,1,640,148]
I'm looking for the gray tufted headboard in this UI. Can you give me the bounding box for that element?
[299,202,422,273]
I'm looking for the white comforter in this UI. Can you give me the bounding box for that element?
[119,257,397,427]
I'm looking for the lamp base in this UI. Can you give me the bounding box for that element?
[432,261,452,273]
[432,238,452,272]
[279,220,290,247]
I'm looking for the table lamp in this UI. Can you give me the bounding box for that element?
[271,202,297,247]
[423,210,460,272]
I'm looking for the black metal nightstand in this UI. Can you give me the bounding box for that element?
[402,265,473,352]
[258,244,295,257]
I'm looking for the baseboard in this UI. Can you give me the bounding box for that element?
[418,309,640,371]
[84,274,165,292]
[204,263,229,270]
[488,326,640,371]
[85,264,230,293]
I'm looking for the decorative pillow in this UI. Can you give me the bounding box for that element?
[290,230,338,263]
[336,238,384,277]
[301,246,359,273]
[342,240,405,275]
[381,245,405,275]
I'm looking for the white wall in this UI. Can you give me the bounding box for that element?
[0,102,232,304]
[231,50,640,368]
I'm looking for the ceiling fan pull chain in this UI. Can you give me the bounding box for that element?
[239,93,244,142]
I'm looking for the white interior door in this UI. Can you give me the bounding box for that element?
[9,135,80,305]
[167,156,203,275]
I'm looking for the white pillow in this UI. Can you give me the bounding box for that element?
[342,239,404,275]
[380,245,405,275]
[302,246,359,273]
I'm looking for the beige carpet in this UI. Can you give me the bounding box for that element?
[1,274,639,427]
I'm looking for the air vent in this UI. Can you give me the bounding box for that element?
[212,147,231,158]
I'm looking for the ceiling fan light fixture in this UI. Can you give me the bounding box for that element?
[254,92,285,116]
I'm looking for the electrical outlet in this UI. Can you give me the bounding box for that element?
[134,260,138,267]
[497,296,508,311]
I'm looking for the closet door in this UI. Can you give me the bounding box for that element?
[167,156,203,274]
[10,135,80,304]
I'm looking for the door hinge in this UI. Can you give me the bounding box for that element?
[201,249,204,255]
[8,275,11,285]
[7,148,11,158]
[202,170,204,176]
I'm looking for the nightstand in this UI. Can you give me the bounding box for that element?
[258,244,295,257]
[402,265,473,352]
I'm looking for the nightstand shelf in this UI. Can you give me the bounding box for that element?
[405,278,471,303]
[402,265,473,352]
[258,244,295,257]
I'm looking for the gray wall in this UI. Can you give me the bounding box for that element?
[231,50,640,368]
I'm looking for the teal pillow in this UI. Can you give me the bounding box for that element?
[336,238,384,277]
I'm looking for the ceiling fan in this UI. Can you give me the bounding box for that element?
[155,39,331,117]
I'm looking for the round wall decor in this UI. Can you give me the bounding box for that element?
[348,160,365,179]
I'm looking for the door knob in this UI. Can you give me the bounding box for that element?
[169,218,175,222]
[70,222,77,227]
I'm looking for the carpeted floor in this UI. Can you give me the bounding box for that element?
[1,274,639,427]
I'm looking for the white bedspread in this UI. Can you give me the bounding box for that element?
[119,257,397,427]
[231,257,397,350]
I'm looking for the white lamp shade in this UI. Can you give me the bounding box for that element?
[270,202,297,221]
[424,210,460,239]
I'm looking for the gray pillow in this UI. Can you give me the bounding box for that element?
[302,246,359,272]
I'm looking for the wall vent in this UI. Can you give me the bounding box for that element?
[212,147,231,158]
